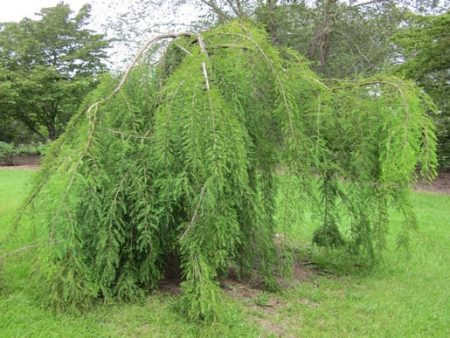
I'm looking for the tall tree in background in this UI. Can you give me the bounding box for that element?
[0,3,109,141]
[102,0,445,77]
[192,1,447,77]
[394,12,450,167]
[256,0,448,77]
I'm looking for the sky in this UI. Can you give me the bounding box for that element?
[0,0,87,22]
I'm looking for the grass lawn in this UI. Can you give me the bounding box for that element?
[0,169,449,337]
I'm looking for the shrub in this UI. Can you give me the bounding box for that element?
[15,143,47,156]
[0,141,16,165]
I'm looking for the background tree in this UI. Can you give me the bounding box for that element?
[0,3,109,141]
[97,0,447,76]
[394,12,450,168]
[255,0,448,77]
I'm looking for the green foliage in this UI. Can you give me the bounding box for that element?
[0,142,16,165]
[11,21,437,322]
[312,76,437,259]
[256,0,404,78]
[2,170,450,337]
[394,13,450,78]
[14,143,47,156]
[0,114,42,144]
[0,3,109,140]
[393,12,450,168]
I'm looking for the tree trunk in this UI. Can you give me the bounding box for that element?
[265,0,280,45]
[47,114,57,140]
[307,0,338,72]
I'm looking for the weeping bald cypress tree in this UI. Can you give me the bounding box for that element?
[9,21,436,321]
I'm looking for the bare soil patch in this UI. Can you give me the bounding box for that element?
[157,261,312,299]
[415,172,450,194]
[0,154,40,170]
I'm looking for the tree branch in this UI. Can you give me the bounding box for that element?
[17,112,47,140]
[199,0,233,22]
[353,0,388,7]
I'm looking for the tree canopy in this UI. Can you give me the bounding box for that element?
[394,12,450,167]
[94,1,450,167]
[0,3,109,141]
[9,21,437,322]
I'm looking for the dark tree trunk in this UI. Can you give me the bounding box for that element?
[307,0,338,72]
[265,0,280,45]
[47,113,57,140]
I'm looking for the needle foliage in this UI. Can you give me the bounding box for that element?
[9,21,437,321]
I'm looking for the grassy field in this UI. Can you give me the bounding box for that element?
[0,169,449,337]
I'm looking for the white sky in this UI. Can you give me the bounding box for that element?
[0,0,87,22]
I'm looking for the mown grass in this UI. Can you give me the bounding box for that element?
[0,169,449,337]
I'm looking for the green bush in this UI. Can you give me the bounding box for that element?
[14,143,47,156]
[0,141,16,165]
